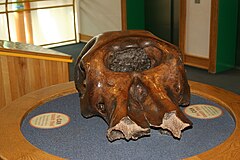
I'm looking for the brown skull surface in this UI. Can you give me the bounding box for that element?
[74,30,192,141]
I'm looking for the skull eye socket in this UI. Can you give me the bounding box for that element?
[175,85,180,93]
[96,103,106,114]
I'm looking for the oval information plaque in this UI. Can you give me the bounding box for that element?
[184,104,223,119]
[29,112,70,129]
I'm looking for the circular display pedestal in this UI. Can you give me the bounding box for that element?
[0,81,240,160]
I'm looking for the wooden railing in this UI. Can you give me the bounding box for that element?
[0,40,73,110]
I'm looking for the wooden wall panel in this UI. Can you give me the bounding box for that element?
[0,56,12,107]
[0,55,70,110]
[0,58,6,108]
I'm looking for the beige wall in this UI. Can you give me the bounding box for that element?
[78,0,122,37]
[185,0,211,59]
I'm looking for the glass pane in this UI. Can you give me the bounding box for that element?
[31,6,75,45]
[0,4,5,12]
[0,14,9,40]
[30,0,72,9]
[7,0,24,12]
[8,0,73,12]
[7,12,18,42]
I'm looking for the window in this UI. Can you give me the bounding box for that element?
[0,0,78,47]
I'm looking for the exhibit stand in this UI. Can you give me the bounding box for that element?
[0,81,239,160]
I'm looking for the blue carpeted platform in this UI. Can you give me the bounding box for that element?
[21,93,235,160]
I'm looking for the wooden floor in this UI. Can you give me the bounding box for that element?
[0,81,239,160]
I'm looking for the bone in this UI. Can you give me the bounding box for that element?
[107,116,150,141]
[74,30,192,141]
[160,111,191,138]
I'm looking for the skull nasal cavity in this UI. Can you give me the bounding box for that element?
[107,48,151,72]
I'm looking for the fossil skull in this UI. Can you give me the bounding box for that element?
[74,30,192,141]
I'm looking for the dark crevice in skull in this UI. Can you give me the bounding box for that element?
[96,103,106,114]
[106,47,151,72]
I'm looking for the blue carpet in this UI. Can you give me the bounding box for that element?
[21,93,235,160]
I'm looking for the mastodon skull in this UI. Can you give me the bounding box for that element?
[74,30,192,141]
